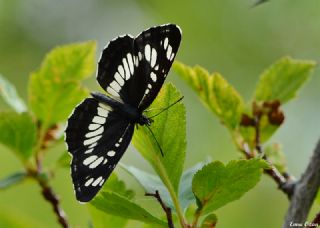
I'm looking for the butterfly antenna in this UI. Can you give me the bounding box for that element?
[146,125,164,157]
[148,96,184,119]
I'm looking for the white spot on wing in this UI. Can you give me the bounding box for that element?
[85,126,104,138]
[151,48,157,67]
[115,143,120,147]
[85,178,94,187]
[122,58,131,80]
[145,88,150,95]
[115,73,124,86]
[110,81,121,92]
[83,155,98,165]
[127,53,134,74]
[103,158,108,164]
[97,107,108,117]
[107,86,119,97]
[88,123,100,131]
[166,45,172,60]
[119,138,123,143]
[85,148,93,154]
[92,116,106,124]
[151,72,157,82]
[88,142,97,149]
[99,178,105,186]
[155,65,159,71]
[118,65,125,78]
[148,84,152,89]
[164,37,169,49]
[145,44,151,62]
[83,135,102,146]
[92,176,103,187]
[89,157,104,169]
[170,52,175,61]
[107,151,116,157]
[138,52,142,61]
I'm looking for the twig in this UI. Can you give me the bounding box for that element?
[27,169,69,228]
[145,190,174,228]
[283,139,320,228]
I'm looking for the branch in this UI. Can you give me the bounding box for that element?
[283,139,320,228]
[28,169,69,228]
[145,190,174,228]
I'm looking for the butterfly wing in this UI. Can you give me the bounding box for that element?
[96,24,182,110]
[134,24,182,110]
[65,98,134,202]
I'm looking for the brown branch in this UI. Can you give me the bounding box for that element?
[28,169,69,228]
[283,139,320,228]
[145,190,174,228]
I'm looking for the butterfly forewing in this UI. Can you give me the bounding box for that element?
[97,24,181,109]
[135,24,182,110]
[65,98,134,202]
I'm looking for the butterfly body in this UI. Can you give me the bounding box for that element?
[65,24,181,202]
[90,91,151,126]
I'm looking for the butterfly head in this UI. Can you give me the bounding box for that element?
[138,114,153,126]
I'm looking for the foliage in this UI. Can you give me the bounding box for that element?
[0,39,316,228]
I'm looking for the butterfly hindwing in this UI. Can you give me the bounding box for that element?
[65,98,134,202]
[97,24,182,110]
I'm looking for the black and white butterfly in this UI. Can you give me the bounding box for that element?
[65,24,182,202]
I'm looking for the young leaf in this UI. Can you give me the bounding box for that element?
[179,160,210,211]
[121,160,210,212]
[0,112,36,161]
[120,164,173,209]
[0,172,26,189]
[254,57,316,104]
[91,174,166,226]
[192,159,268,215]
[201,214,218,228]
[28,41,96,126]
[0,75,27,113]
[132,83,186,194]
[174,62,244,130]
[91,192,166,226]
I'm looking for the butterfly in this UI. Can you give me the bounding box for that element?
[64,24,182,202]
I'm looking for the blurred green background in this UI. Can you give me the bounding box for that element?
[1,0,320,227]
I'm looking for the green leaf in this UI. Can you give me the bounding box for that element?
[0,112,36,161]
[179,160,210,211]
[56,152,71,168]
[91,174,166,226]
[121,160,210,212]
[192,159,268,215]
[120,164,173,208]
[0,75,27,113]
[0,172,26,189]
[254,57,316,104]
[132,83,186,194]
[100,174,135,199]
[201,214,218,228]
[174,62,245,130]
[28,41,96,126]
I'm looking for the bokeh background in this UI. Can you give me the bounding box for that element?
[1,0,320,227]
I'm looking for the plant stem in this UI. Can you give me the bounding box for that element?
[283,139,320,228]
[27,169,69,228]
[145,190,174,228]
[155,156,189,228]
